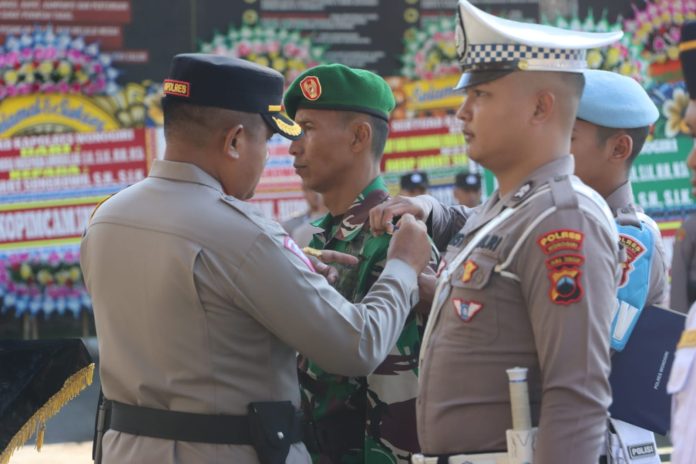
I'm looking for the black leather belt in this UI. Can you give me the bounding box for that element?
[108,400,302,445]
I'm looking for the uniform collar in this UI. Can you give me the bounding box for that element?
[605,181,636,215]
[149,159,224,193]
[501,155,575,208]
[466,156,574,235]
[607,181,642,226]
[313,176,389,242]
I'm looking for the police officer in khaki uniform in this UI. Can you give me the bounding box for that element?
[671,21,696,314]
[667,21,696,464]
[370,2,622,462]
[572,69,667,311]
[81,54,433,464]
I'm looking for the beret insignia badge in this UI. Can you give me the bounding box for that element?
[300,76,322,101]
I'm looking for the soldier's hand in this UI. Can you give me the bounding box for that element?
[369,195,432,236]
[307,249,359,285]
[387,214,430,273]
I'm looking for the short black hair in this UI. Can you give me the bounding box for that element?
[368,115,389,159]
[561,72,586,100]
[596,125,651,164]
[162,98,263,144]
[342,112,390,160]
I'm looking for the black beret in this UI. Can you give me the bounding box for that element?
[162,53,302,140]
[455,171,481,190]
[400,171,429,190]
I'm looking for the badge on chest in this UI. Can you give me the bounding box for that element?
[452,298,484,322]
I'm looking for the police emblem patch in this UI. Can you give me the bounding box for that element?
[545,254,584,305]
[461,259,478,283]
[163,79,190,97]
[284,236,316,272]
[452,298,483,322]
[618,234,646,288]
[300,76,322,101]
[537,229,584,255]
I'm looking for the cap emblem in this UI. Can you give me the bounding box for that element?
[300,76,322,101]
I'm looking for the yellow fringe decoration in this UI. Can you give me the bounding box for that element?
[0,362,95,464]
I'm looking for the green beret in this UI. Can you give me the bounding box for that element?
[283,64,395,121]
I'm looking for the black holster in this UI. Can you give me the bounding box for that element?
[92,390,111,464]
[248,401,302,464]
[92,393,302,464]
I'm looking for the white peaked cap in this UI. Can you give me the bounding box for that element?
[455,0,623,89]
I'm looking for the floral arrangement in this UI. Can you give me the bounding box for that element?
[401,16,460,80]
[0,27,119,100]
[546,10,647,84]
[200,24,327,85]
[93,80,163,128]
[624,0,696,82]
[650,81,690,138]
[0,248,90,317]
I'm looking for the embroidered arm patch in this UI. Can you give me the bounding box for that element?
[538,228,585,305]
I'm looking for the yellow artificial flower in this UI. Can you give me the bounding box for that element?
[20,263,33,280]
[37,269,53,286]
[605,47,621,68]
[663,87,690,138]
[69,267,81,282]
[587,49,603,69]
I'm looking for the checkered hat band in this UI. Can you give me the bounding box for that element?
[463,43,586,66]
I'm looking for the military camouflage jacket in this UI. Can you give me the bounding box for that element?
[298,176,425,464]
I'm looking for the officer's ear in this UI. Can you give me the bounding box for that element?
[223,125,245,159]
[350,120,372,154]
[531,90,555,125]
[610,131,633,162]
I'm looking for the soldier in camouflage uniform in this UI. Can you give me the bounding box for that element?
[285,64,435,464]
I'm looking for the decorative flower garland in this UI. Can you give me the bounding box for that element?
[200,24,327,85]
[401,16,459,80]
[624,0,696,83]
[546,10,647,84]
[0,27,119,100]
[0,248,90,318]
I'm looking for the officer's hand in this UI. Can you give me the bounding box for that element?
[369,195,432,236]
[414,265,437,315]
[387,214,430,273]
[307,249,359,285]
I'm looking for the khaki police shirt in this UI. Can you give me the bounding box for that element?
[671,214,696,313]
[416,156,620,464]
[80,160,419,464]
[606,181,668,306]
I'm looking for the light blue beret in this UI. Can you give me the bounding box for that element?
[577,69,659,129]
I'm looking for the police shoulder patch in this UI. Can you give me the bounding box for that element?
[537,229,584,255]
[618,233,646,287]
[545,254,584,305]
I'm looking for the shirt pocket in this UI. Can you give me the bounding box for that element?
[448,252,499,345]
